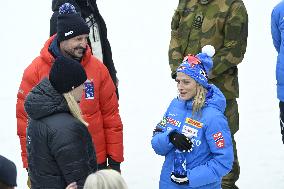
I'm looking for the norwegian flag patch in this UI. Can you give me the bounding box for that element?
[213,132,225,148]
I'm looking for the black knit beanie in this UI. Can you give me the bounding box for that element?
[57,3,89,42]
[0,155,17,187]
[49,56,87,94]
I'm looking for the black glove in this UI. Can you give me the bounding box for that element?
[153,126,163,136]
[280,101,284,144]
[108,156,121,173]
[169,132,192,151]
[170,172,189,185]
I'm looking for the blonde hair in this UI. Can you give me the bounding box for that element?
[192,84,207,117]
[63,92,88,126]
[83,170,128,189]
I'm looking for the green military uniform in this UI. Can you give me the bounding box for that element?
[169,0,248,188]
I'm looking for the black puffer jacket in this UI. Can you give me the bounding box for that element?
[25,78,97,189]
[50,0,118,91]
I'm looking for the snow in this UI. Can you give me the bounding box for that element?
[1,0,284,188]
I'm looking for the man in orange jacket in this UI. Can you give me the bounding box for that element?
[16,3,124,182]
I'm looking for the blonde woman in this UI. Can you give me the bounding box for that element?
[25,56,97,189]
[151,46,234,189]
[83,169,127,189]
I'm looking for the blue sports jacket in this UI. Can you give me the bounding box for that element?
[151,84,233,189]
[271,1,284,101]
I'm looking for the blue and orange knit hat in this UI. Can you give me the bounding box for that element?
[176,45,215,88]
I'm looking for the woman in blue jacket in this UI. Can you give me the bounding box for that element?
[151,45,234,189]
[271,1,284,144]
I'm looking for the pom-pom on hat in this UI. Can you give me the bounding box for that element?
[57,3,89,42]
[49,56,87,94]
[0,155,17,187]
[176,45,215,88]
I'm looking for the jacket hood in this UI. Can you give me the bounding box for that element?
[40,35,92,67]
[24,78,69,120]
[184,84,226,113]
[204,84,226,113]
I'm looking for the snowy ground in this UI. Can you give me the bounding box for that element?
[1,0,284,188]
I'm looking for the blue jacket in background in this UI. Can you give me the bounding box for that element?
[151,84,233,189]
[271,1,284,101]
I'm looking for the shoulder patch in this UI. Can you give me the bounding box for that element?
[213,132,225,148]
[84,79,95,99]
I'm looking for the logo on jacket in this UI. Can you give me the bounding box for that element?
[185,118,203,128]
[157,117,167,127]
[182,125,198,138]
[167,117,181,127]
[191,138,202,147]
[213,132,225,148]
[84,79,95,99]
[65,30,74,36]
[168,112,177,117]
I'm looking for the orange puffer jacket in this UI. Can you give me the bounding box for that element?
[16,35,123,168]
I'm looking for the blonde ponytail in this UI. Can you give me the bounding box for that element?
[63,92,88,127]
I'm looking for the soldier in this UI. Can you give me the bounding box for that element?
[271,0,284,144]
[168,0,248,188]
